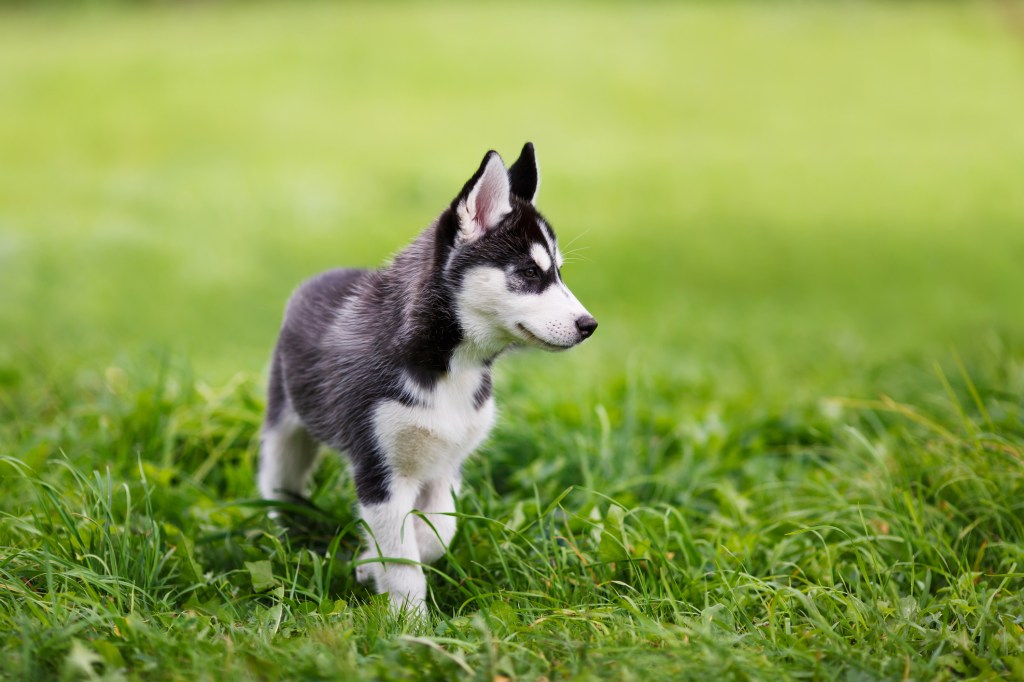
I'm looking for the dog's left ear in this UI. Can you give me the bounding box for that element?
[455,151,511,244]
[508,142,539,204]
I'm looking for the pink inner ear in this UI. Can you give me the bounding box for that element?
[468,155,511,232]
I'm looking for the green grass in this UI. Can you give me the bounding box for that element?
[2,1,1024,679]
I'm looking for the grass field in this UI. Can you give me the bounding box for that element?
[2,1,1024,679]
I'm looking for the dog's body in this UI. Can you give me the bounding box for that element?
[258,144,596,613]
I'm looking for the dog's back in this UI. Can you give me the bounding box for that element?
[266,268,367,427]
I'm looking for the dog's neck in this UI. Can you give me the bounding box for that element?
[385,209,519,385]
[383,223,466,378]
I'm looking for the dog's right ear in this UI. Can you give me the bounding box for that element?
[508,142,539,204]
[453,151,511,245]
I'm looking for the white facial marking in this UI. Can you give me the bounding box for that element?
[537,219,555,252]
[457,264,593,352]
[537,218,563,269]
[454,266,513,354]
[530,243,552,272]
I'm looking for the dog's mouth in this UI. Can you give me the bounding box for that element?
[515,323,572,351]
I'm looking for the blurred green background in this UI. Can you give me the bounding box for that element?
[2,0,1023,392]
[3,4,1024,678]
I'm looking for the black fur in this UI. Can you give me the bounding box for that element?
[508,142,539,202]
[472,372,493,410]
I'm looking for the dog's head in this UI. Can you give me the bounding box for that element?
[441,144,597,354]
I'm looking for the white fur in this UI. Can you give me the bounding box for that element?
[258,406,320,503]
[531,243,552,272]
[538,219,563,268]
[456,153,511,244]
[373,354,495,482]
[457,265,591,349]
[414,473,461,564]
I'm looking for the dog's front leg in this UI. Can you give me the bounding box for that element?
[358,476,427,615]
[415,469,460,565]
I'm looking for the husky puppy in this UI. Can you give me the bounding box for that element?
[258,143,597,613]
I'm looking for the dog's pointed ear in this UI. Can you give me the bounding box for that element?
[455,151,511,244]
[508,142,539,204]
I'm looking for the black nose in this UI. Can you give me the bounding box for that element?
[575,315,598,339]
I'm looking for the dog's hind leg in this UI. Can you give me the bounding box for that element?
[258,408,320,502]
[258,353,320,503]
[414,470,460,565]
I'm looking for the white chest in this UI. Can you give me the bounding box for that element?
[372,365,496,481]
